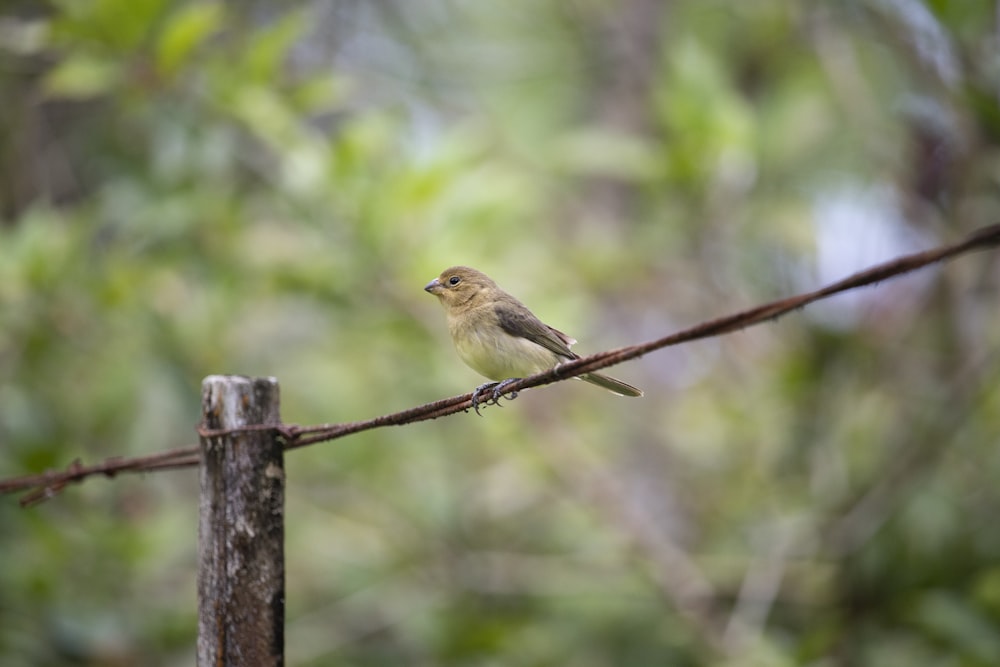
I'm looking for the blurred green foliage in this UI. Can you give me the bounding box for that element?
[2,0,1000,665]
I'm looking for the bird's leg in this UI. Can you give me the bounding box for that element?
[491,378,520,404]
[471,381,500,416]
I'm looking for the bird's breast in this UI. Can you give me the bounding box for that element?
[447,309,559,381]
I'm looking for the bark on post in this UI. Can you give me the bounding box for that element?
[198,375,285,666]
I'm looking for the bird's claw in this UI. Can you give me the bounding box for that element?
[470,382,496,416]
[470,379,521,416]
[492,379,520,403]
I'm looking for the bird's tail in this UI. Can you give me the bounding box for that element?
[580,372,643,397]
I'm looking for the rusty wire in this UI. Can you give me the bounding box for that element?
[2,223,998,507]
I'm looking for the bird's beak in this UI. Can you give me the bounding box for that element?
[424,278,442,294]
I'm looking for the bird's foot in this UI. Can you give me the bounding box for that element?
[471,382,498,416]
[470,379,521,416]
[492,378,520,403]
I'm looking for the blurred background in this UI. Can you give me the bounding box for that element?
[2,1,1000,665]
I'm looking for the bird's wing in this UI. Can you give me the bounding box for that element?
[495,303,579,360]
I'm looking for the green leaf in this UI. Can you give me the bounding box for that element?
[243,11,305,82]
[42,54,121,98]
[156,2,225,76]
[49,0,168,51]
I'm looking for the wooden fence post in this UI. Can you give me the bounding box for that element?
[198,375,285,666]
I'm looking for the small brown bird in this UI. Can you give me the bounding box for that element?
[424,266,642,412]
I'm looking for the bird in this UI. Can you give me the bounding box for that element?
[424,265,642,413]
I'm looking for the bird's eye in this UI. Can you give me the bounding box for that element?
[448,276,461,286]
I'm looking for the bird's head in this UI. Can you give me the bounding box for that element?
[424,266,497,311]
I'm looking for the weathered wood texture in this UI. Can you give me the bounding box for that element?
[198,376,285,667]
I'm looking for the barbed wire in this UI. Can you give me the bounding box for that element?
[2,223,998,507]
